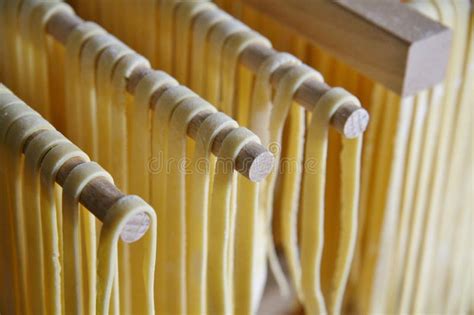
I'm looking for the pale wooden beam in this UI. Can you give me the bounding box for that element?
[239,0,452,97]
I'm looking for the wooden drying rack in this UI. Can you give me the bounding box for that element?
[46,10,370,140]
[39,7,372,243]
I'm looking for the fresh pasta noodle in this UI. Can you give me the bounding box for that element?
[97,195,157,315]
[78,33,117,158]
[95,43,133,170]
[5,3,269,313]
[218,29,270,311]
[424,2,471,313]
[167,96,215,314]
[205,18,247,105]
[157,1,176,74]
[190,8,229,95]
[95,42,135,314]
[248,52,299,144]
[269,65,323,299]
[311,89,361,314]
[29,2,74,120]
[174,1,215,84]
[153,85,197,314]
[54,2,366,314]
[76,34,119,314]
[24,129,69,315]
[110,53,150,191]
[23,129,68,314]
[17,0,38,104]
[110,53,151,315]
[188,112,237,314]
[41,141,90,315]
[0,115,22,311]
[0,96,22,314]
[247,52,301,306]
[208,1,471,314]
[0,88,158,315]
[207,127,259,315]
[1,105,51,315]
[0,2,20,92]
[3,0,472,313]
[62,162,113,315]
[234,157,264,315]
[442,10,473,312]
[64,21,105,144]
[221,30,270,116]
[132,71,177,202]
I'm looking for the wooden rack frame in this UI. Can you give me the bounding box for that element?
[240,0,452,97]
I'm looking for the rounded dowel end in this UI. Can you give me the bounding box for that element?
[236,141,275,182]
[249,150,275,182]
[120,212,151,243]
[332,104,370,139]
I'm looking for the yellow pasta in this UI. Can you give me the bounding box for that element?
[23,130,68,314]
[78,33,117,157]
[2,106,51,315]
[29,2,74,119]
[95,43,132,170]
[40,141,90,315]
[167,96,215,314]
[188,112,237,314]
[64,21,105,144]
[110,53,150,191]
[207,127,259,315]
[174,1,215,84]
[0,88,158,315]
[190,7,229,95]
[2,0,472,314]
[97,195,157,315]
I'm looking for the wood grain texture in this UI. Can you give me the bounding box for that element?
[240,0,452,96]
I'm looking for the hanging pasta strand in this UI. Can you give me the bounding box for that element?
[43,2,366,314]
[97,195,157,315]
[0,86,158,315]
[201,0,472,313]
[23,129,68,315]
[168,96,216,314]
[187,112,237,314]
[2,0,472,313]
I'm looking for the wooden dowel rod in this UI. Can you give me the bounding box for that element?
[47,10,369,139]
[240,44,369,138]
[46,10,274,182]
[21,129,149,243]
[126,66,274,182]
[55,157,124,221]
[127,68,274,181]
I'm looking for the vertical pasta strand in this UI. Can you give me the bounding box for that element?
[23,130,68,315]
[188,112,237,314]
[207,127,260,315]
[0,87,159,315]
